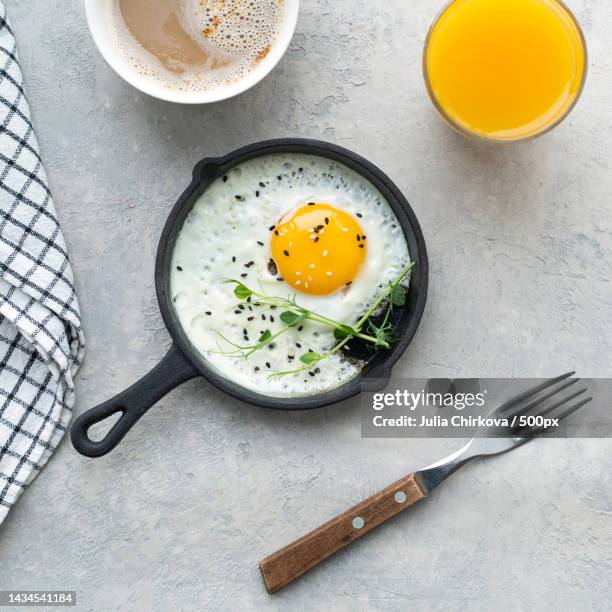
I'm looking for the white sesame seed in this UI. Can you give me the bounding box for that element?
[342,228,349,233]
[322,250,329,257]
[295,280,302,286]
[295,271,302,276]
[309,264,316,269]
[326,271,333,277]
[305,282,309,289]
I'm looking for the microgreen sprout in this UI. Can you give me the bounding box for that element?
[213,262,416,377]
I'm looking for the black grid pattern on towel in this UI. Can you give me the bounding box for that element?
[0,4,84,522]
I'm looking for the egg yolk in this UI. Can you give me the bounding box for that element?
[270,203,367,295]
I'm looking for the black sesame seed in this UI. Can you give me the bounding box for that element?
[277,277,284,282]
[356,212,363,218]
[254,366,260,372]
[235,195,244,201]
[234,310,241,315]
[288,355,294,361]
[357,234,361,241]
[325,217,329,225]
[362,235,367,240]
[314,368,321,374]
[275,230,279,236]
[248,316,255,321]
[283,250,290,257]
[257,241,264,246]
[299,167,304,172]
[277,175,282,180]
[245,260,254,267]
[359,244,365,249]
[238,304,245,310]
[316,224,324,231]
[270,305,277,310]
[309,372,316,377]
[176,266,183,271]
[259,182,266,188]
[262,314,266,321]
[314,237,320,243]
[308,202,315,206]
[241,273,248,278]
[223,175,228,182]
[243,328,247,335]
[256,190,260,197]
[346,281,353,286]
[269,225,275,231]
[297,326,304,332]
[266,362,271,369]
[205,311,212,315]
[232,256,236,263]
[296,342,302,348]
[269,343,276,350]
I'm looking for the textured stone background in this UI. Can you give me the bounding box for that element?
[1,0,611,610]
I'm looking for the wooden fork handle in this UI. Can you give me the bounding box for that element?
[259,473,427,593]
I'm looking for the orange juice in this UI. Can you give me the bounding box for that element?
[424,0,586,141]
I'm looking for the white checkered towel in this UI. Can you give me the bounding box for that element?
[0,4,84,523]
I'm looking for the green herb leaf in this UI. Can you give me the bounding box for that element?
[373,326,390,349]
[234,284,252,300]
[391,284,406,306]
[280,311,308,327]
[333,324,356,341]
[300,352,321,365]
[259,330,272,343]
[222,279,253,300]
[334,325,359,340]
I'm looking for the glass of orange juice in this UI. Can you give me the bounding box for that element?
[423,0,587,142]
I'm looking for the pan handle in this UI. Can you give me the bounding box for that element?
[71,343,199,458]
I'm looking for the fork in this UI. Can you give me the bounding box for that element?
[259,373,592,593]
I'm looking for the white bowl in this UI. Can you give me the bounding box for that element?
[84,0,300,104]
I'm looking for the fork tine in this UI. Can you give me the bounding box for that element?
[532,388,587,418]
[553,396,593,424]
[499,372,575,413]
[504,378,580,420]
[514,394,592,437]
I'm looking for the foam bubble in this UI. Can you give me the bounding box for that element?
[109,0,284,93]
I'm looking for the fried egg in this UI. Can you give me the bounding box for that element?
[170,152,410,397]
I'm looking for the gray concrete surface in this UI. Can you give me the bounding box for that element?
[1,0,611,610]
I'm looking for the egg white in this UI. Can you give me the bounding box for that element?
[170,152,411,397]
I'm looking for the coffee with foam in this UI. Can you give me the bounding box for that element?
[110,0,284,93]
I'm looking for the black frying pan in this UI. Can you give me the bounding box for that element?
[71,139,429,457]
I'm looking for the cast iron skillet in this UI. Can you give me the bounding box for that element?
[71,139,429,457]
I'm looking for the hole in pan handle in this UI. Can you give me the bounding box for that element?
[70,344,199,458]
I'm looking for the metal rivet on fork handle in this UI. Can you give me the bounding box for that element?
[394,491,407,503]
[352,517,365,529]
